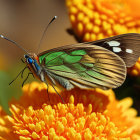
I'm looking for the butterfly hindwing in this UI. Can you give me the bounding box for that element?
[89,33,140,67]
[38,44,126,90]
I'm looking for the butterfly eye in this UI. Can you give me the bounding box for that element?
[24,55,29,58]
[27,58,33,64]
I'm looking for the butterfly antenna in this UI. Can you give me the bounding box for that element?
[0,35,29,54]
[36,16,57,53]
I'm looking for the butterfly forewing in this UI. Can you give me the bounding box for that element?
[89,33,140,67]
[38,44,126,90]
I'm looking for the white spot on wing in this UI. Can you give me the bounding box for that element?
[107,41,121,47]
[126,49,133,54]
[113,47,121,53]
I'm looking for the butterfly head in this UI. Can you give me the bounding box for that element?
[24,54,41,74]
[24,53,39,63]
[24,55,34,64]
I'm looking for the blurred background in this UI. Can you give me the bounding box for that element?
[0,0,75,64]
[0,0,76,113]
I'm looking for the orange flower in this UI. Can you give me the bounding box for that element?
[66,0,140,76]
[0,82,140,140]
[66,0,140,41]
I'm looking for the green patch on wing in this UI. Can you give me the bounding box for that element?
[81,63,94,68]
[70,50,86,55]
[39,50,87,67]
[72,63,86,71]
[62,55,82,64]
[39,51,53,64]
[86,70,107,80]
[48,65,74,73]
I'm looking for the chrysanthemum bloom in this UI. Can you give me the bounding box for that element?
[0,82,140,140]
[66,0,140,41]
[66,0,140,76]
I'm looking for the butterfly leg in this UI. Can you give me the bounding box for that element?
[9,66,28,85]
[22,72,34,87]
[21,58,25,63]
[51,84,65,104]
[45,73,65,103]
[21,66,28,78]
[44,80,51,104]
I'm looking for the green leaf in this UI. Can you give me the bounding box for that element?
[0,69,24,114]
[0,71,13,114]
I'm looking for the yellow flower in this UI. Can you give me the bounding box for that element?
[66,0,140,76]
[0,82,140,140]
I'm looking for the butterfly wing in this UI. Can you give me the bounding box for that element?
[88,33,140,67]
[38,44,126,90]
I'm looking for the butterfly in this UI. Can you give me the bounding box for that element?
[23,33,140,91]
[1,21,140,102]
